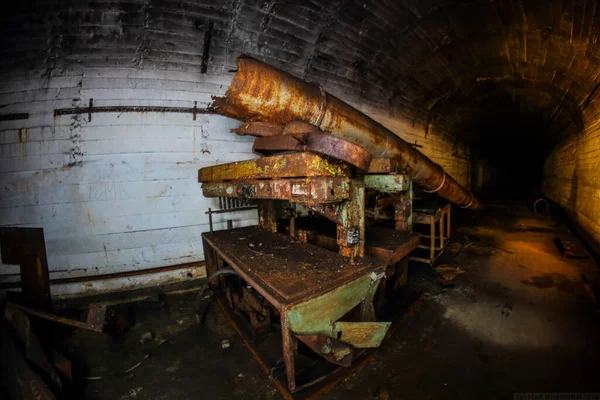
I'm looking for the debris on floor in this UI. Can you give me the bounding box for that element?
[140,332,154,344]
[433,265,466,281]
[554,237,590,259]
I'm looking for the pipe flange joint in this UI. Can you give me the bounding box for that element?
[424,171,446,193]
[314,85,327,127]
[461,193,475,209]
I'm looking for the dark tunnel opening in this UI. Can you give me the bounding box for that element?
[428,79,587,202]
[472,110,552,199]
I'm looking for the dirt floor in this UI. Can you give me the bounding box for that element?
[58,201,600,400]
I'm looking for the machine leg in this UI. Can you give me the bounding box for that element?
[439,213,445,250]
[337,183,365,260]
[447,207,451,241]
[430,218,436,266]
[359,282,378,322]
[281,313,297,392]
[258,200,278,232]
[202,238,218,288]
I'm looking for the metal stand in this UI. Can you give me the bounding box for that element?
[409,204,451,265]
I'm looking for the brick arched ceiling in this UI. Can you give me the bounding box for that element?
[3,0,600,149]
[213,0,600,146]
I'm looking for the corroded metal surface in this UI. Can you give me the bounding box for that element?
[300,227,420,266]
[367,158,403,174]
[198,152,350,182]
[296,334,354,367]
[203,227,389,393]
[285,272,385,336]
[363,174,409,192]
[201,226,383,307]
[332,321,391,348]
[202,177,351,205]
[212,56,480,209]
[231,121,283,136]
[365,228,421,265]
[9,303,106,333]
[253,132,372,170]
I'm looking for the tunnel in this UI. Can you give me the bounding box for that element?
[0,1,599,399]
[2,0,596,244]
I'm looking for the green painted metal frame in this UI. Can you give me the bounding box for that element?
[363,174,409,192]
[362,174,413,232]
[281,270,388,392]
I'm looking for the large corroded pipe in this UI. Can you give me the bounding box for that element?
[212,56,481,210]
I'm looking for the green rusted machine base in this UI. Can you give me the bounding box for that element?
[202,227,389,394]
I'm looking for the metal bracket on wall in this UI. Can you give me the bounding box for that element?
[54,99,214,121]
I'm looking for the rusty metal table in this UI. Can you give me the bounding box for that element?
[202,226,388,393]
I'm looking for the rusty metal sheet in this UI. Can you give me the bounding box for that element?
[202,177,351,205]
[285,272,385,334]
[231,121,283,136]
[332,321,391,348]
[296,334,354,367]
[302,229,420,266]
[281,120,323,135]
[211,56,481,209]
[363,174,409,192]
[86,303,107,331]
[9,303,106,333]
[198,152,350,182]
[201,226,383,307]
[367,158,403,174]
[253,133,372,170]
[252,135,298,153]
[365,228,421,266]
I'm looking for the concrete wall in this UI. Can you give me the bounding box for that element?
[543,96,600,250]
[0,0,471,297]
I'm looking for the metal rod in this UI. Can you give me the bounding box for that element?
[204,206,258,215]
[54,104,215,117]
[0,262,205,289]
[7,303,104,333]
[212,56,481,210]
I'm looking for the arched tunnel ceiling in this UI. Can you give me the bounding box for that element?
[3,0,600,147]
[216,0,600,145]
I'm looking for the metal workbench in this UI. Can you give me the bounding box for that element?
[202,226,388,393]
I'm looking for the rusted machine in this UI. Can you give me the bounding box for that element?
[198,56,478,396]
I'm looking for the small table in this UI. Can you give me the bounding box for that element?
[408,204,451,266]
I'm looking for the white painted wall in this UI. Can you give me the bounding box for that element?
[0,68,259,296]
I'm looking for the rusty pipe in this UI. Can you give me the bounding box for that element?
[212,56,481,210]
